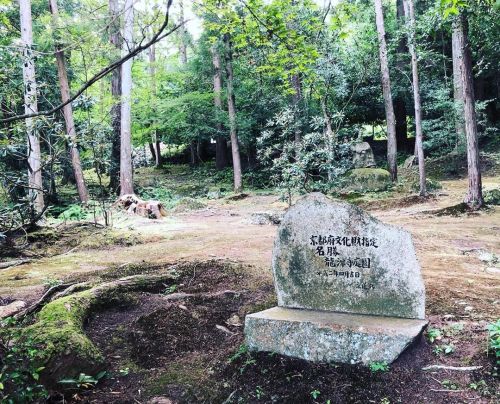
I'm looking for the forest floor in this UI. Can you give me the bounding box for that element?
[0,167,499,403]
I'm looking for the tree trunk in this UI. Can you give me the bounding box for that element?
[453,14,483,209]
[223,34,242,193]
[395,0,408,153]
[403,0,426,196]
[119,0,134,195]
[291,73,302,143]
[109,0,121,194]
[148,143,156,163]
[49,0,89,203]
[19,0,44,214]
[178,0,188,64]
[374,0,398,181]
[451,21,466,151]
[212,44,229,170]
[148,43,163,168]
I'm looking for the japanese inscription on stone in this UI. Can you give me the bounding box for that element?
[272,192,426,319]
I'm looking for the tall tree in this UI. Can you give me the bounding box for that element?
[223,33,242,192]
[403,0,426,196]
[109,0,122,193]
[453,13,483,208]
[394,0,408,152]
[19,0,44,214]
[451,19,466,151]
[148,42,163,167]
[119,0,134,195]
[374,0,398,181]
[48,0,89,203]
[212,44,229,170]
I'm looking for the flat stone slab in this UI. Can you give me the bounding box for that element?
[245,307,428,365]
[273,193,425,319]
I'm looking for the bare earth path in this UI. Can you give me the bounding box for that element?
[1,176,499,320]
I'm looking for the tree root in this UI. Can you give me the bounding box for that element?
[422,365,483,371]
[0,258,32,270]
[21,269,179,387]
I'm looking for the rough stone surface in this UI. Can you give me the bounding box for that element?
[352,142,376,168]
[0,300,26,319]
[250,211,283,225]
[245,307,427,364]
[344,168,391,192]
[273,193,425,319]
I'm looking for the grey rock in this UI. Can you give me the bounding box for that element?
[273,193,425,319]
[250,212,283,225]
[0,300,26,319]
[352,142,376,168]
[246,307,428,364]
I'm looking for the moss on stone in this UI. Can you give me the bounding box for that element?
[345,168,391,192]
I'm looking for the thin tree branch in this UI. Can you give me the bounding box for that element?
[2,1,186,124]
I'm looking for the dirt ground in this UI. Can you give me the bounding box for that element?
[0,175,499,403]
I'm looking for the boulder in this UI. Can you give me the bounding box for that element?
[352,142,376,168]
[345,168,391,192]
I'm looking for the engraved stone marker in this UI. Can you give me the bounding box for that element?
[245,193,428,364]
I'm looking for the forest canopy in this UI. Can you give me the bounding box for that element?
[0,0,499,231]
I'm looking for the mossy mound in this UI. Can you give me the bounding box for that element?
[344,168,392,192]
[410,177,442,193]
[20,272,178,387]
[172,197,207,212]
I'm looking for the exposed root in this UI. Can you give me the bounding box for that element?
[422,365,483,371]
[21,269,179,387]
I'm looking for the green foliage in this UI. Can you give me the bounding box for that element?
[58,371,107,389]
[310,389,321,399]
[369,361,389,372]
[433,344,455,355]
[484,188,500,205]
[0,319,48,403]
[258,108,353,202]
[59,204,89,221]
[487,319,500,375]
[426,328,442,343]
[441,379,459,390]
[228,344,256,374]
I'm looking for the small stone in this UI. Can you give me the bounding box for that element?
[148,397,173,404]
[226,314,242,327]
[0,301,26,319]
[464,306,474,312]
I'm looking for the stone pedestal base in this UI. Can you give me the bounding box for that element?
[245,307,428,365]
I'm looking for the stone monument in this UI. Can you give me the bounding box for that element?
[245,193,427,364]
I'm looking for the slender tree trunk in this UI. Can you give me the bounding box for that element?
[212,44,229,170]
[148,142,156,162]
[452,22,466,151]
[148,43,163,168]
[49,0,89,203]
[223,34,242,193]
[109,0,121,194]
[178,0,188,65]
[119,0,134,195]
[403,0,426,196]
[453,14,483,209]
[374,0,398,181]
[395,0,408,153]
[19,0,44,214]
[291,73,302,143]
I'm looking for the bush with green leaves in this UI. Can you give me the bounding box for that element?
[258,108,353,203]
[0,318,48,403]
[487,319,500,375]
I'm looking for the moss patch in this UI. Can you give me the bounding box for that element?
[344,168,391,192]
